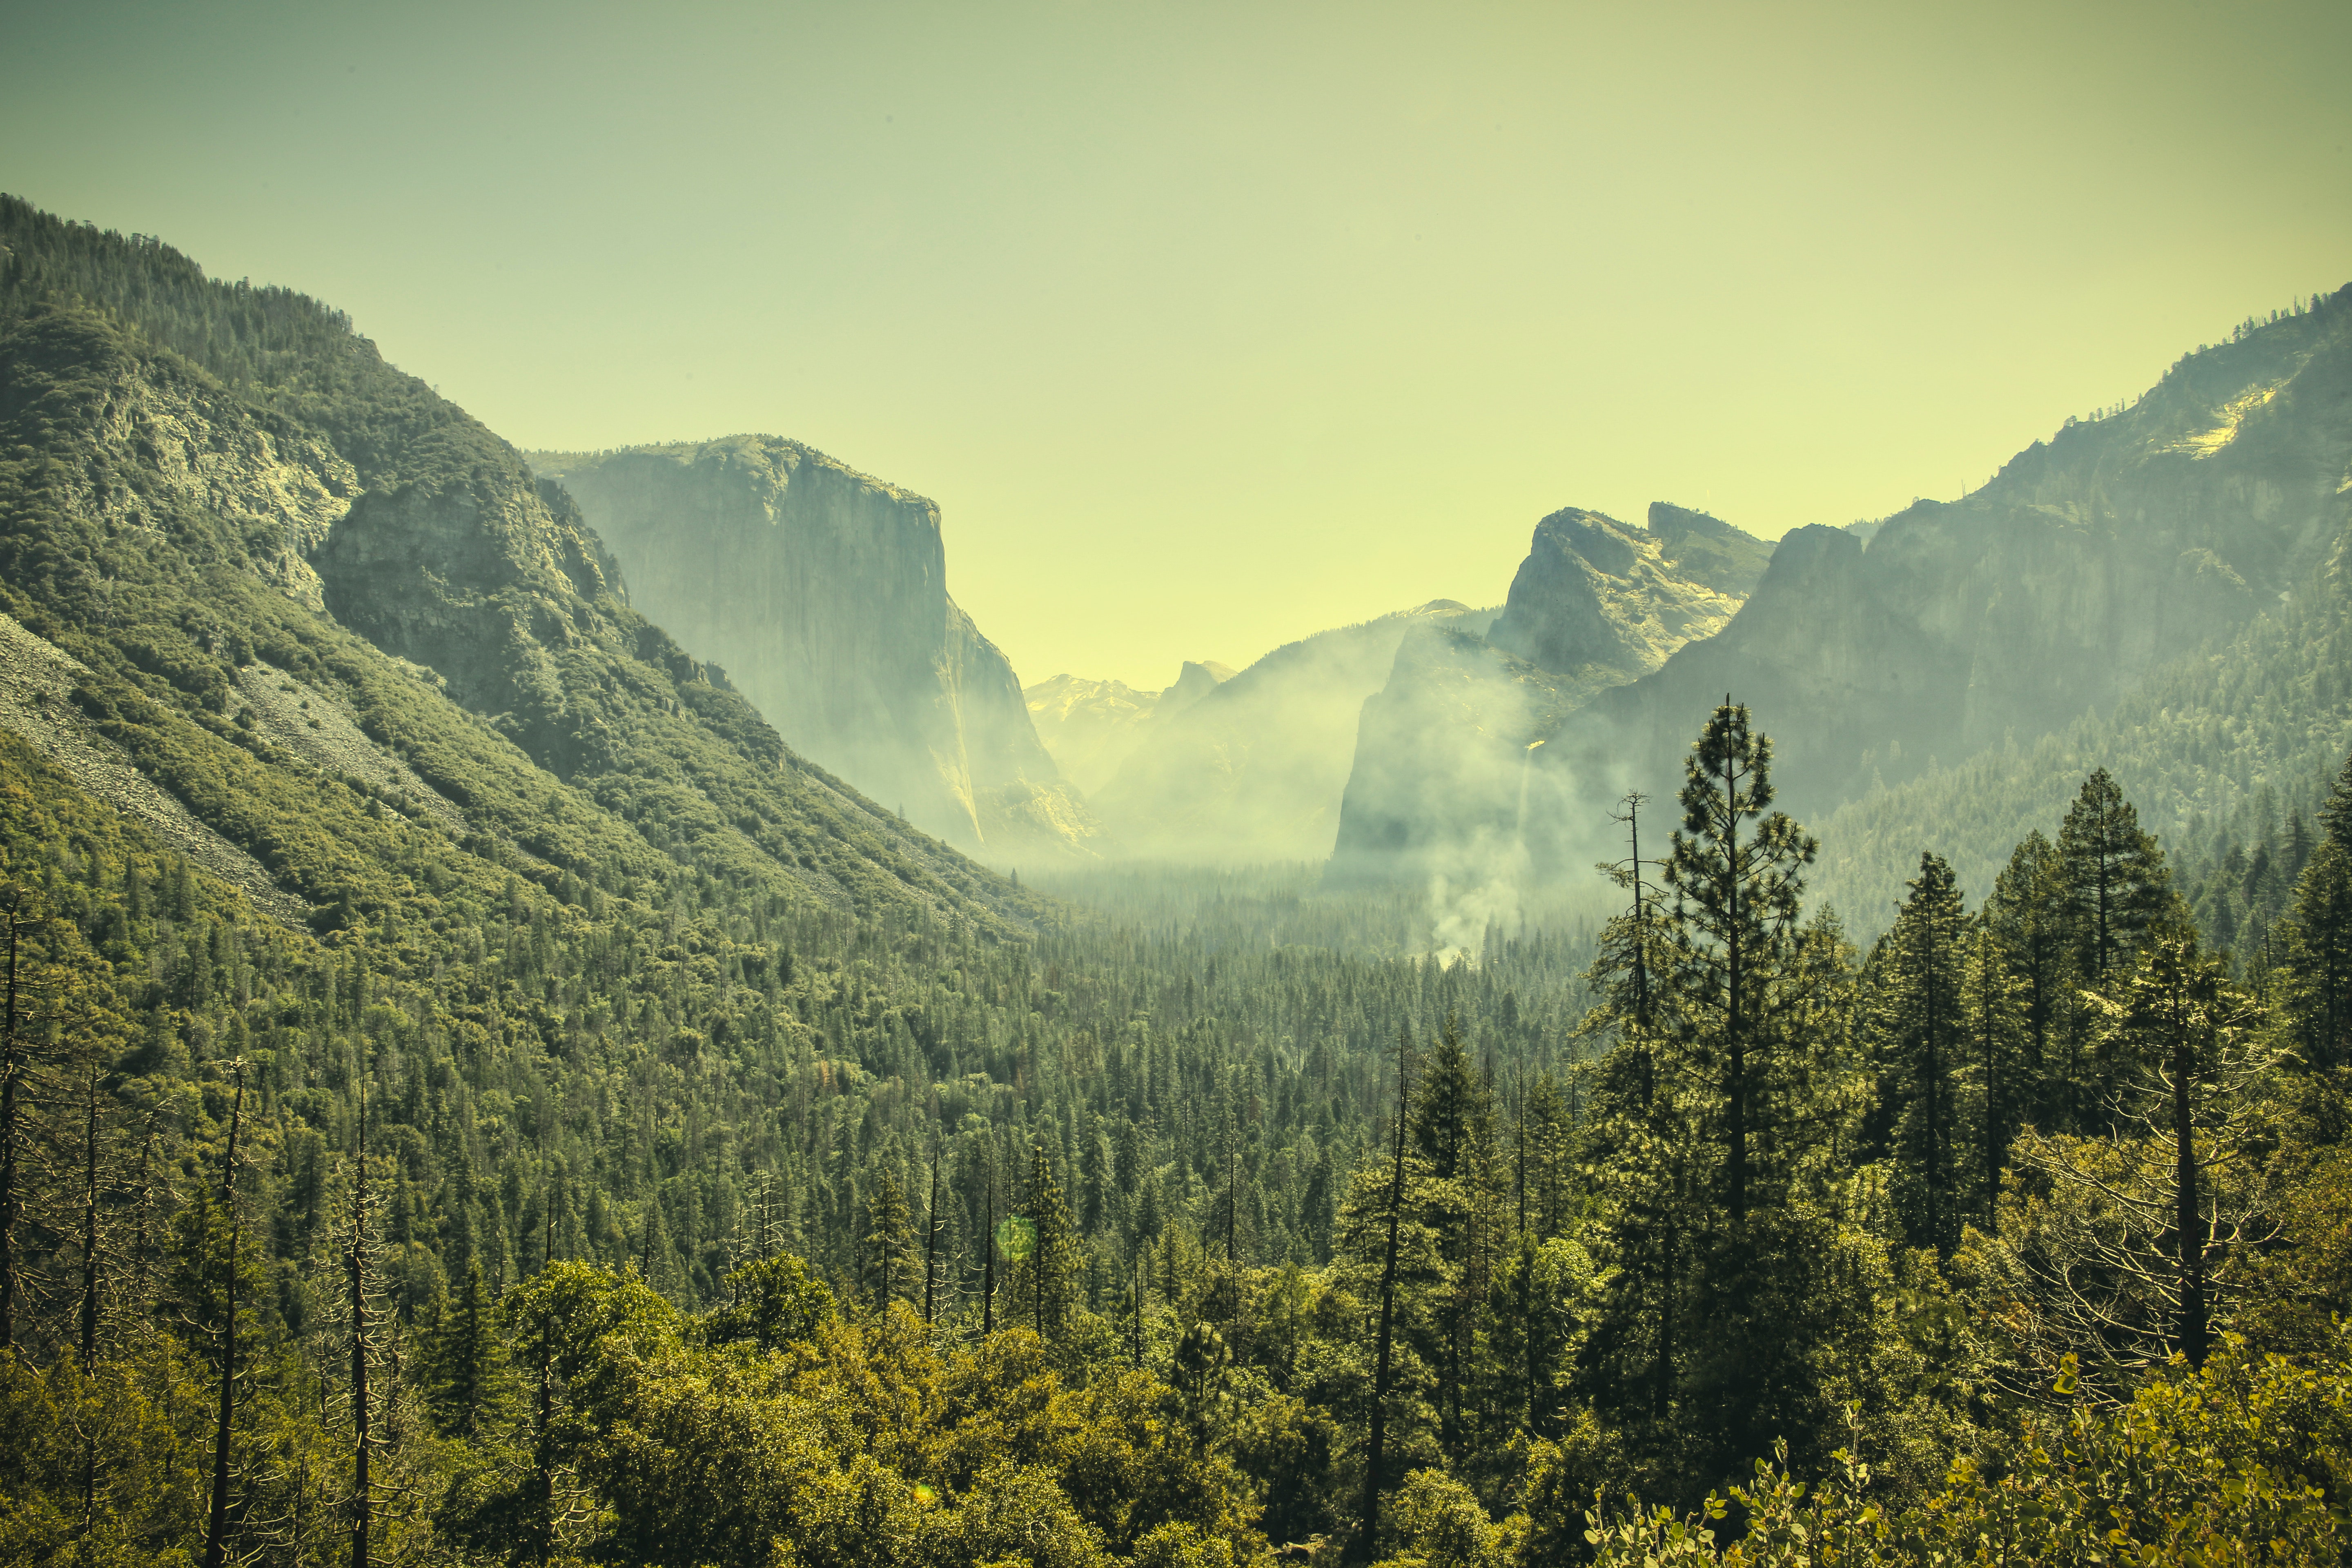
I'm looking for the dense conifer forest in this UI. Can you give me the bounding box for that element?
[5,200,2352,1567]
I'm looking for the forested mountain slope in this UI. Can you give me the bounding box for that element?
[1811,528,2352,933]
[531,438,1098,860]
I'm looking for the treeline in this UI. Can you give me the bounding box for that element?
[8,703,2352,1564]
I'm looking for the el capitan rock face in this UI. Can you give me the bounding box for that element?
[530,437,1097,857]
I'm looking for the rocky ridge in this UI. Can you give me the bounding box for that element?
[1328,287,2352,917]
[1559,288,2352,838]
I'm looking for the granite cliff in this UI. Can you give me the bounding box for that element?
[530,439,1097,860]
[1328,506,1766,886]
[1486,505,1762,676]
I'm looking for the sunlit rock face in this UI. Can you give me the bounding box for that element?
[531,437,1096,856]
[1486,506,1755,678]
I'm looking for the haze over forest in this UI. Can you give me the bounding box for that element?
[4,5,2352,1568]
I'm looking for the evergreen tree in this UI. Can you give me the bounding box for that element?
[1958,914,2029,1232]
[1519,1071,1572,1242]
[861,1168,917,1310]
[2058,768,2174,987]
[1574,1072,1705,1432]
[2321,749,2352,854]
[1480,1230,1589,1445]
[2055,772,2176,1120]
[1870,853,1969,1254]
[1013,1143,1080,1339]
[1660,700,1819,1223]
[423,1255,503,1439]
[2280,841,2352,1071]
[1410,1016,1493,1462]
[1988,830,2073,1129]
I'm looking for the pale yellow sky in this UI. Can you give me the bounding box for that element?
[6,1,2348,688]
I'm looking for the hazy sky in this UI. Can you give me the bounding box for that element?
[6,1,2348,688]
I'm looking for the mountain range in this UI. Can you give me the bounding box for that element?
[7,191,2352,1567]
[4,186,2345,941]
[1323,292,2352,933]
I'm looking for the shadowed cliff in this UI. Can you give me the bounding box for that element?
[528,438,1100,860]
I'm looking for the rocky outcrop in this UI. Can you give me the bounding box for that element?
[530,438,1094,856]
[9,314,356,612]
[1647,502,1775,597]
[1328,508,1767,886]
[1092,604,1492,863]
[1487,508,1750,677]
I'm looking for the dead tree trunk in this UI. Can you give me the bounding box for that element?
[77,1069,103,1373]
[350,1070,372,1568]
[202,1060,248,1568]
[1361,1036,1414,1563]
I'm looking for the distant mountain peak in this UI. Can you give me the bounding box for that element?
[1165,659,1234,707]
[1485,505,1752,679]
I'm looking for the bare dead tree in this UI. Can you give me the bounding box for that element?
[0,884,56,1355]
[350,1063,374,1568]
[201,1058,248,1568]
